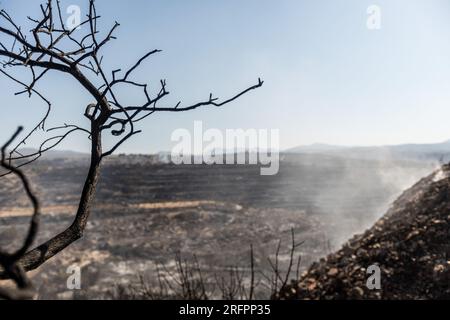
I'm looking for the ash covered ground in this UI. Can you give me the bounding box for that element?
[0,153,437,299]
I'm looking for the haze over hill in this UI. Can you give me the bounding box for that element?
[287,140,450,162]
[16,148,89,160]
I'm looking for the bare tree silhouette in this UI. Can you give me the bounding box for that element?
[0,0,262,297]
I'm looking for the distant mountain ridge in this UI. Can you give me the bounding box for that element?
[286,140,450,162]
[15,148,89,160]
[14,139,450,163]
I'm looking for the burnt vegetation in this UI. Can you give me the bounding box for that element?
[109,233,303,300]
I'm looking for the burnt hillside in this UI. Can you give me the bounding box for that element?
[283,165,450,299]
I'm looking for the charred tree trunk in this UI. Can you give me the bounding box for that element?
[1,124,103,277]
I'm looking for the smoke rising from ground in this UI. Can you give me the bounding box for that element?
[307,154,438,248]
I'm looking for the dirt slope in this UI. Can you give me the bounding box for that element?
[283,165,450,300]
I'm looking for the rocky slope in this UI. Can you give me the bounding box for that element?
[283,165,450,300]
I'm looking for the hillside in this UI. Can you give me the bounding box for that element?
[282,165,450,299]
[0,154,436,298]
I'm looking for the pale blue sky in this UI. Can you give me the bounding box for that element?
[2,0,450,153]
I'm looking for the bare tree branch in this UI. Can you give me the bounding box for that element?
[0,0,263,284]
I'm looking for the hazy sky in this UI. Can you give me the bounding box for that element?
[2,0,450,153]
